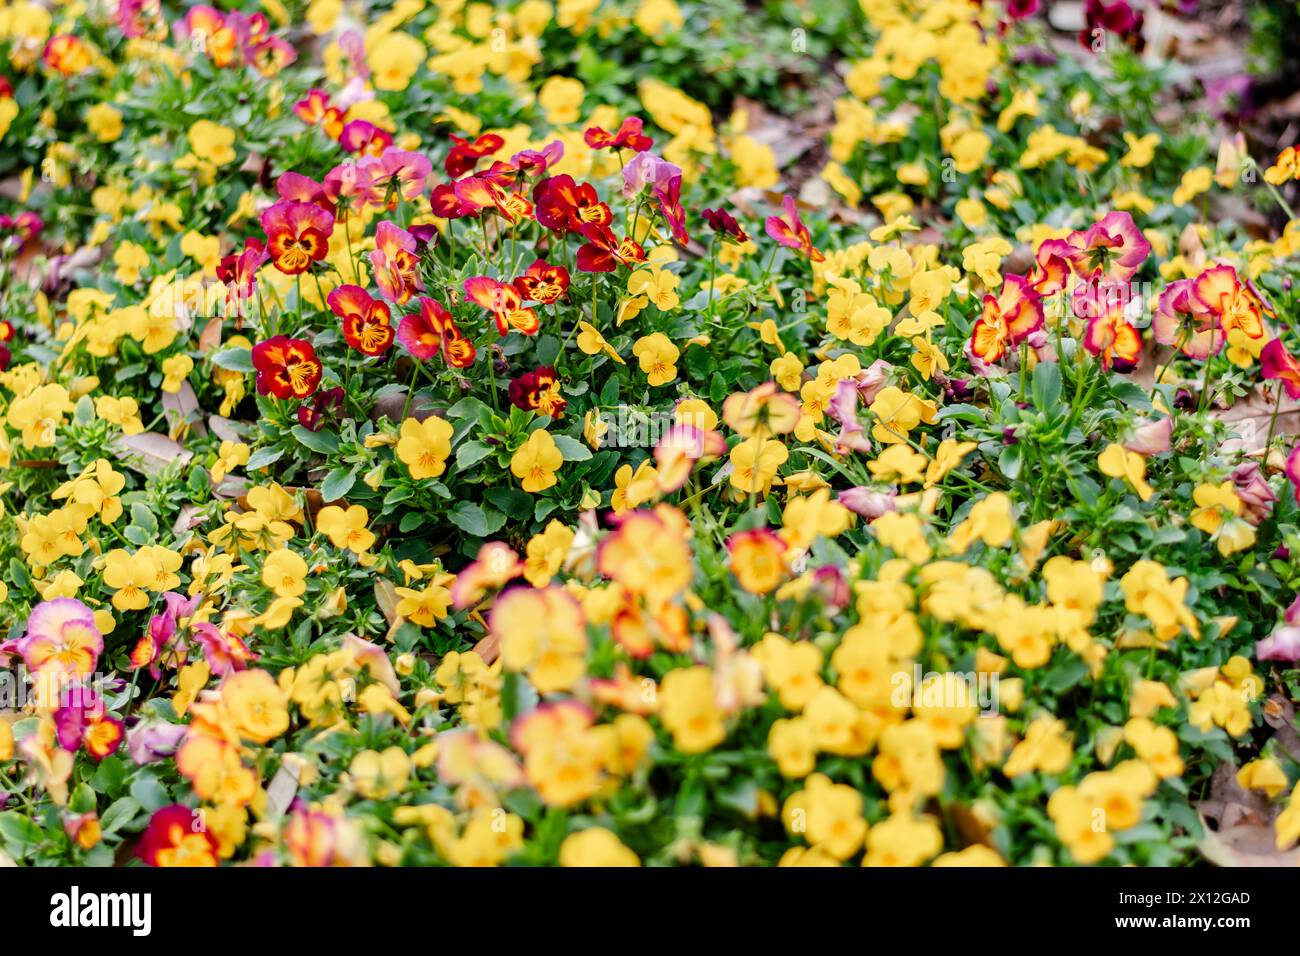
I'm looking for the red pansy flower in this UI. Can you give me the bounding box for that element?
[430,182,472,218]
[251,335,322,399]
[138,805,220,867]
[328,284,395,356]
[702,207,750,244]
[514,260,571,304]
[261,200,333,275]
[215,238,269,323]
[584,116,654,153]
[296,386,345,432]
[445,132,505,178]
[765,195,824,262]
[397,297,477,368]
[509,366,567,419]
[533,175,611,233]
[575,223,646,273]
[463,276,540,336]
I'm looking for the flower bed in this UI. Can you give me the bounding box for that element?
[1,0,1299,867]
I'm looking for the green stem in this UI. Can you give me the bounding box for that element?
[706,234,717,318]
[1198,353,1214,413]
[1263,381,1283,456]
[400,361,421,422]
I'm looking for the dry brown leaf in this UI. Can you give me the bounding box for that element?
[473,631,500,666]
[171,503,207,535]
[1198,815,1300,866]
[162,382,204,435]
[1214,386,1300,455]
[115,432,192,475]
[1197,759,1298,865]
[207,416,247,444]
[374,578,400,629]
[263,763,300,822]
[198,314,224,352]
[1262,695,1300,763]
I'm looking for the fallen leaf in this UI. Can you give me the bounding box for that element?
[473,631,500,666]
[374,579,400,629]
[115,432,192,475]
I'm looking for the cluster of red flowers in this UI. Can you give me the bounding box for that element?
[243,109,806,434]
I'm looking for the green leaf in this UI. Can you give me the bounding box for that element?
[92,755,128,796]
[320,467,357,502]
[291,425,340,455]
[446,397,492,422]
[455,440,494,469]
[484,486,532,519]
[1042,657,1089,692]
[447,502,507,537]
[100,796,142,834]
[998,443,1023,480]
[129,774,170,813]
[212,347,254,372]
[1031,360,1062,413]
[383,485,414,509]
[535,334,561,366]
[399,511,427,532]
[0,811,43,849]
[552,434,593,462]
[130,502,158,535]
[246,446,284,471]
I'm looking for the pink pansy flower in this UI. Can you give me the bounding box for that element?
[509,141,565,176]
[1065,211,1150,282]
[655,170,689,245]
[1286,443,1300,505]
[1261,338,1300,400]
[1028,238,1074,296]
[766,195,825,262]
[369,221,423,305]
[622,151,680,200]
[838,487,897,519]
[16,598,103,680]
[276,171,333,213]
[1231,461,1275,526]
[324,161,383,210]
[192,622,257,676]
[828,379,872,454]
[1123,416,1172,456]
[363,148,433,204]
[338,120,392,157]
[127,721,187,766]
[1152,279,1224,360]
[1257,627,1300,662]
